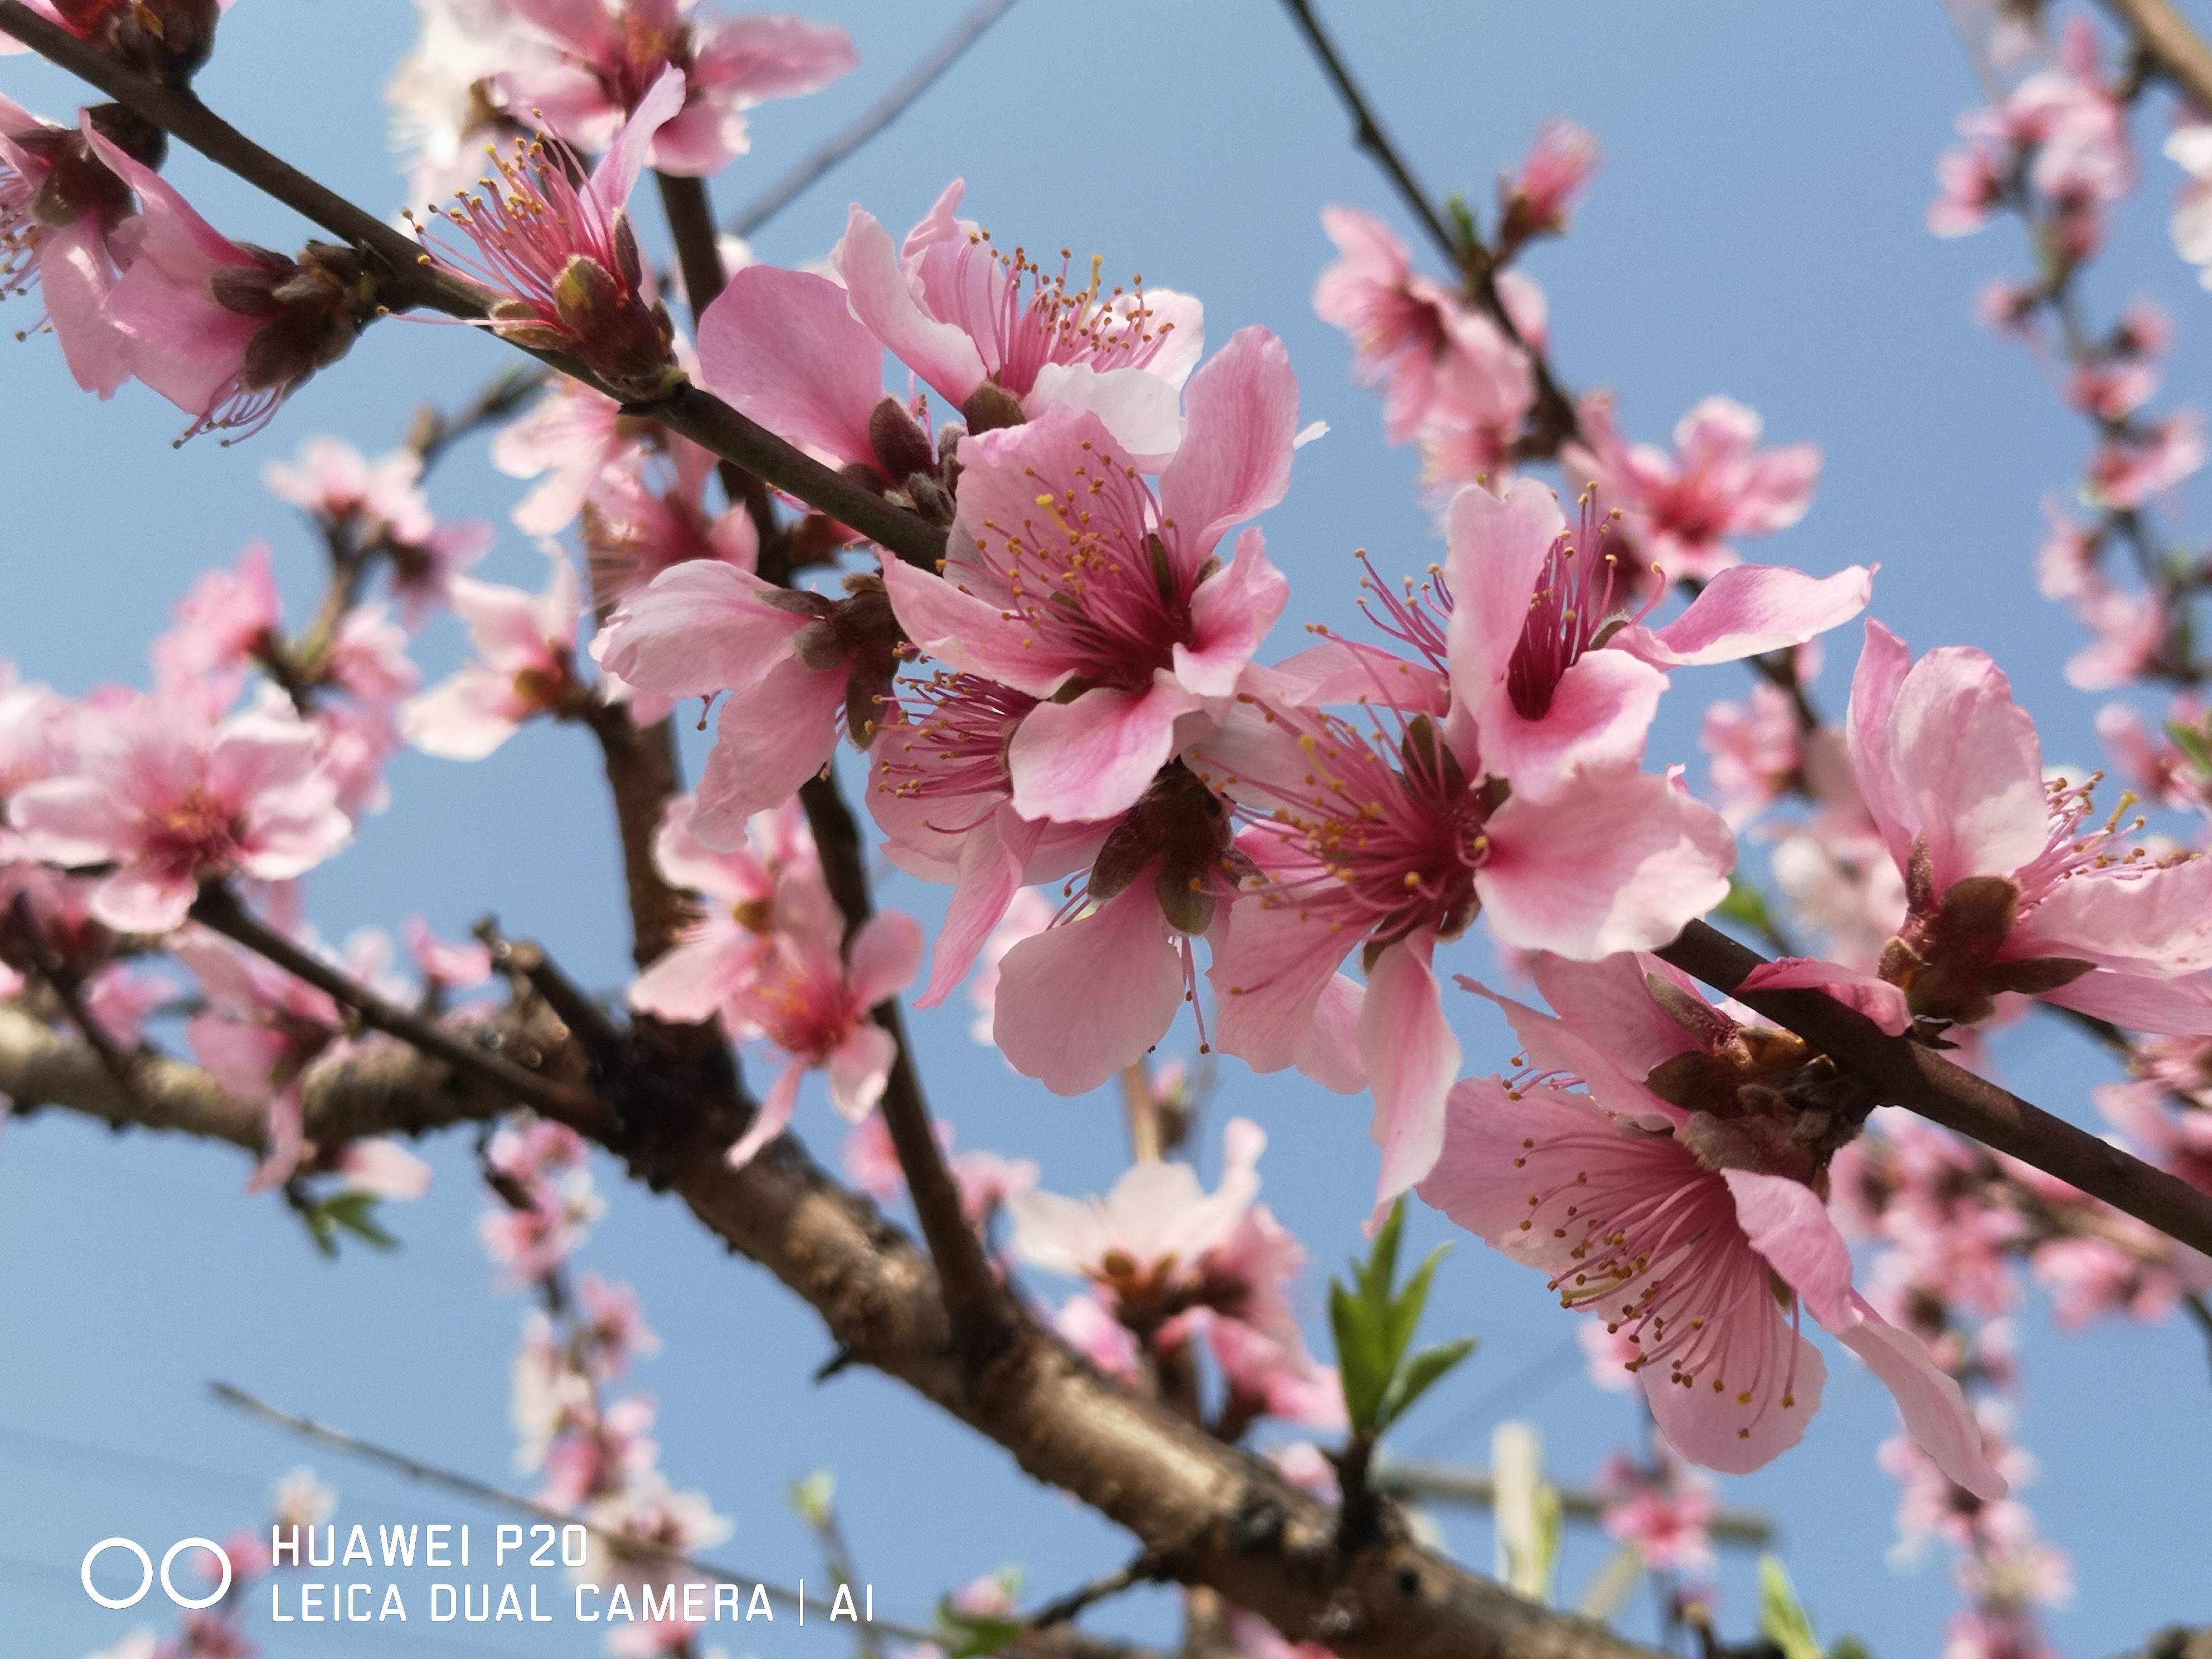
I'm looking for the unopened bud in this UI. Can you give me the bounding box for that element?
[867,395,934,482]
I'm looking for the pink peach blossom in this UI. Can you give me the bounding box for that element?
[1440,478,1867,802]
[884,326,1298,826]
[1497,118,1600,246]
[721,907,920,1170]
[830,180,1202,459]
[1564,394,1820,583]
[594,559,901,840]
[415,66,685,399]
[1313,204,1527,447]
[1189,654,1734,1205]
[498,0,854,178]
[628,790,831,1024]
[401,549,582,760]
[1418,1042,2004,1492]
[0,95,133,394]
[8,695,350,934]
[1760,621,2212,1036]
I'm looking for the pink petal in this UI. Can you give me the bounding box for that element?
[1893,643,2048,889]
[1156,326,1299,564]
[1721,1168,1857,1325]
[1529,952,1709,1077]
[1209,894,1357,1075]
[1297,972,1367,1094]
[993,882,1183,1095]
[726,1059,804,1170]
[1614,564,1873,669]
[1845,619,1917,875]
[1828,1292,2007,1500]
[827,1023,898,1120]
[1027,362,1185,464]
[1359,933,1459,1206]
[1738,958,1915,1036]
[847,909,924,1008]
[1176,528,1289,697]
[698,266,883,468]
[629,927,754,1022]
[2039,967,2212,1036]
[40,217,128,396]
[1643,1319,1825,1477]
[915,808,1040,1008]
[1470,648,1667,802]
[832,204,987,405]
[2013,857,2212,973]
[7,774,130,866]
[1478,769,1736,959]
[588,65,687,207]
[692,12,857,101]
[91,866,197,935]
[691,656,846,841]
[1457,973,1684,1128]
[1007,676,1203,824]
[596,560,802,696]
[1257,637,1445,712]
[401,670,525,760]
[879,556,1067,698]
[1731,444,1822,535]
[1442,478,1566,750]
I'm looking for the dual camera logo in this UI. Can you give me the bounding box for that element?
[80,1537,234,1610]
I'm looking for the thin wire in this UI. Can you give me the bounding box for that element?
[211,1383,939,1646]
[1405,1335,1583,1456]
[727,0,1023,239]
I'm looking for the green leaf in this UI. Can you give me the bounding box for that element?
[2166,717,2212,777]
[1382,1243,1452,1372]
[1328,1278,1390,1432]
[935,1602,1025,1659]
[787,1468,836,1528]
[1357,1198,1405,1309]
[1828,1639,1873,1659]
[299,1203,337,1259]
[322,1191,397,1251]
[1376,1336,1474,1429]
[1758,1556,1823,1659]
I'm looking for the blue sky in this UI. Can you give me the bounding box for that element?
[4,2,2210,1655]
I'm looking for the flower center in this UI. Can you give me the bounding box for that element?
[140,784,242,881]
[1506,491,1638,721]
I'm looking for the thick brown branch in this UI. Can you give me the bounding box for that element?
[2099,0,2212,111]
[189,885,600,1122]
[1,1008,1656,1659]
[1657,920,2212,1259]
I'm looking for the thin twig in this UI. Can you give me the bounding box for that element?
[1657,919,2212,1259]
[473,919,627,1065]
[1274,0,1459,265]
[1119,1063,1163,1162]
[653,169,779,555]
[410,363,546,475]
[1023,1553,1163,1631]
[5,896,137,1086]
[208,1382,939,1643]
[189,886,600,1124]
[727,0,1025,240]
[0,1,948,570]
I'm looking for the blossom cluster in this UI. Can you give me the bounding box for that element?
[7,3,2212,1656]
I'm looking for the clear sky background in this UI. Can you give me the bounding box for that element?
[3,2,2210,1655]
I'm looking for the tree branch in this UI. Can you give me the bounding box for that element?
[1274,0,1459,267]
[0,1005,1659,1659]
[0,1,948,570]
[1657,920,2212,1259]
[188,885,600,1122]
[727,0,1026,240]
[2099,0,2212,111]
